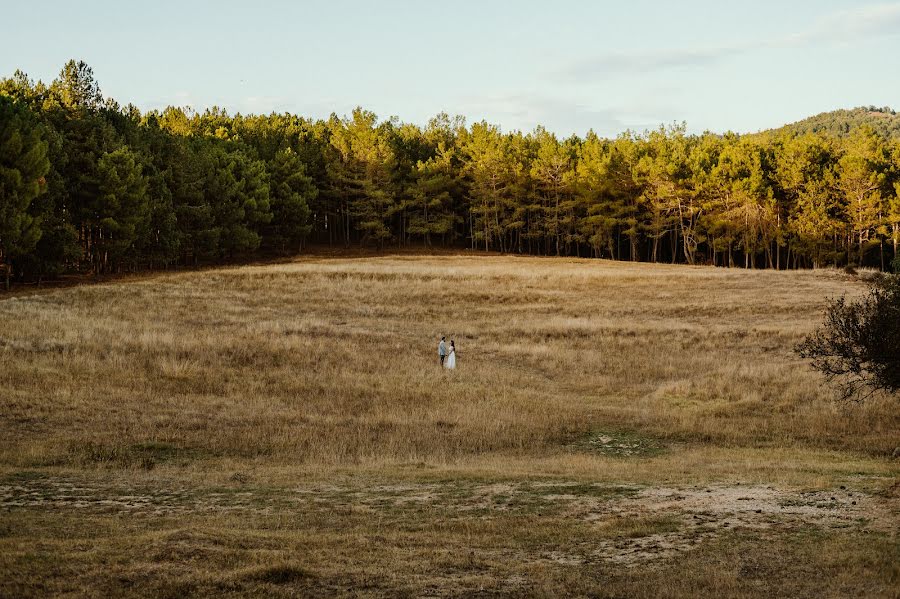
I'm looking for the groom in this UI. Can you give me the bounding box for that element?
[438,336,447,366]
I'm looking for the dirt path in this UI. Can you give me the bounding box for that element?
[2,475,895,568]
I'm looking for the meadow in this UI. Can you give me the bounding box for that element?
[1,253,897,597]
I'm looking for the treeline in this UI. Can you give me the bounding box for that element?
[2,61,900,289]
[784,107,900,140]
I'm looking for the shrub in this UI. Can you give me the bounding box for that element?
[797,275,900,400]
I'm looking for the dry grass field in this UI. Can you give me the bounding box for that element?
[1,253,898,597]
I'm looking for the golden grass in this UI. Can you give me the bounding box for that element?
[1,254,897,596]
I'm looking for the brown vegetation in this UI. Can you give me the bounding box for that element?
[1,255,897,597]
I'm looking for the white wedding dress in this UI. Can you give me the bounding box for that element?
[445,347,456,369]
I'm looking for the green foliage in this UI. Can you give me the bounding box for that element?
[91,147,150,268]
[406,145,461,246]
[134,163,179,267]
[797,275,900,400]
[204,146,272,257]
[0,95,49,287]
[266,148,314,251]
[2,61,900,286]
[49,60,104,112]
[771,107,900,140]
[328,108,397,247]
[462,121,517,252]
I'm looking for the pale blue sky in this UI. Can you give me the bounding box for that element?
[2,0,899,136]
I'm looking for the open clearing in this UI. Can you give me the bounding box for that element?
[1,254,898,597]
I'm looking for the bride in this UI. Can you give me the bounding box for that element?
[445,340,457,369]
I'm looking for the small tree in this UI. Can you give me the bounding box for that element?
[797,275,900,400]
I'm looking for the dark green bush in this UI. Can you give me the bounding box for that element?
[797,275,900,400]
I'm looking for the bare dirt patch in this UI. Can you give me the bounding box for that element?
[580,483,897,566]
[2,475,894,571]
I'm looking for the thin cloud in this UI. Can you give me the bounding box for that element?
[562,2,900,78]
[785,2,900,45]
[456,93,661,137]
[565,45,748,76]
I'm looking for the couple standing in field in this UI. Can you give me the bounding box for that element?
[438,336,457,369]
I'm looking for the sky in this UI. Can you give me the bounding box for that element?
[2,0,899,137]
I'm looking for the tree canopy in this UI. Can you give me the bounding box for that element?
[2,61,900,285]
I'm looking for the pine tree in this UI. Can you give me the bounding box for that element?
[461,122,512,252]
[203,146,272,258]
[406,144,461,246]
[576,132,643,260]
[531,127,575,255]
[49,60,103,112]
[837,127,889,265]
[266,148,315,252]
[776,133,840,268]
[328,109,396,248]
[91,147,149,272]
[888,182,900,265]
[0,96,50,288]
[635,125,695,263]
[711,139,777,268]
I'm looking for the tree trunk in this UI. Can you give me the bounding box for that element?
[893,225,899,263]
[345,201,350,247]
[859,232,865,267]
[846,233,851,267]
[555,193,560,256]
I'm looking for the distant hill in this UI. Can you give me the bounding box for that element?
[765,106,900,139]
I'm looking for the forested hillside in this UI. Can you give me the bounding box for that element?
[2,61,900,288]
[771,107,900,140]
